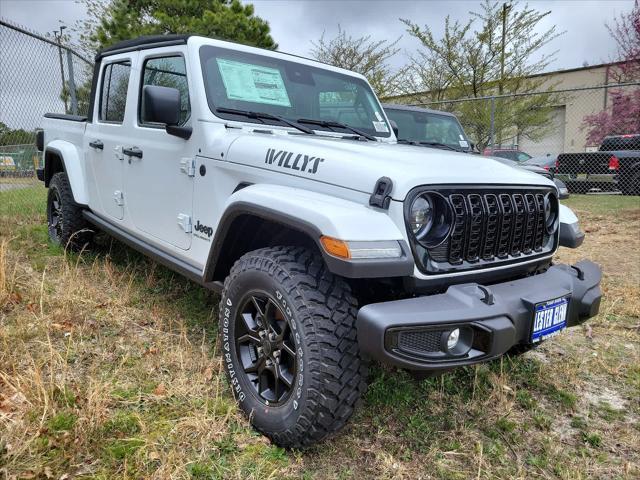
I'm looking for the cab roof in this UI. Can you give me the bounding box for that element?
[96,34,191,60]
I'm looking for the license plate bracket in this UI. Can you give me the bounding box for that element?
[530,296,569,343]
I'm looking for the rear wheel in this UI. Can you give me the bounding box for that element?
[219,246,367,448]
[47,172,92,250]
[621,170,640,196]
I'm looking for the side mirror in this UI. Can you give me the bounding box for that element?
[389,119,399,138]
[142,85,192,139]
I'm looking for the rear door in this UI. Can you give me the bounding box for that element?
[123,52,195,250]
[85,57,134,220]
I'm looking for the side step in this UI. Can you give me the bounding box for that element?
[82,211,223,293]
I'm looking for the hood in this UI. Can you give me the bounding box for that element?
[221,129,555,200]
[490,156,551,177]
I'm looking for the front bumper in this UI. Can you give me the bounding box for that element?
[357,260,602,371]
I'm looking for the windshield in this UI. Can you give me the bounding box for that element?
[199,46,391,138]
[385,108,470,151]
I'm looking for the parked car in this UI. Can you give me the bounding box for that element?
[0,155,16,177]
[483,148,533,162]
[384,104,569,198]
[523,153,558,172]
[38,34,600,448]
[382,104,475,153]
[556,134,640,195]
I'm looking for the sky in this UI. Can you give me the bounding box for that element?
[0,0,634,131]
[0,0,635,72]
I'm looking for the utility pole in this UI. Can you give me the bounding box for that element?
[499,3,510,97]
[53,25,68,113]
[497,3,510,148]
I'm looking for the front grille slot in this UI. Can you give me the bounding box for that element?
[466,194,484,262]
[430,188,552,269]
[448,194,467,264]
[511,194,526,256]
[533,194,545,251]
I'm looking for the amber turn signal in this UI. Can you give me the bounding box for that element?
[320,236,351,259]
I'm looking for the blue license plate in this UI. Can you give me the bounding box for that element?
[531,296,569,342]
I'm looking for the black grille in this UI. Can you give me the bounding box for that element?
[419,188,555,272]
[397,330,444,354]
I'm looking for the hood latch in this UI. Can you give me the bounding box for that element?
[369,177,393,210]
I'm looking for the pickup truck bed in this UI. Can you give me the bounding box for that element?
[556,135,640,195]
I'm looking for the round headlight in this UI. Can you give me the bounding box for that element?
[409,195,433,237]
[407,192,453,248]
[543,192,558,234]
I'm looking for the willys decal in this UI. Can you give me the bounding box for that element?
[265,148,324,174]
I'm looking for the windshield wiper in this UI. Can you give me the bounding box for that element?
[216,107,315,135]
[417,141,462,152]
[296,118,377,141]
[397,138,462,152]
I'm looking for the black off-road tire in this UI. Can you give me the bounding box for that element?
[219,246,367,448]
[47,172,92,250]
[621,171,640,196]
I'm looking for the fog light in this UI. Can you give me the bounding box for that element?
[446,328,460,350]
[440,326,474,357]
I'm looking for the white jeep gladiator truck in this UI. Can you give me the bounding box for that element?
[37,34,602,448]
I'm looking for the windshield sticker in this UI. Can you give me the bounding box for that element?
[216,58,291,107]
[374,111,383,121]
[372,121,389,133]
[265,148,324,174]
[459,140,469,148]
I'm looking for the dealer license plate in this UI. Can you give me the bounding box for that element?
[531,297,569,343]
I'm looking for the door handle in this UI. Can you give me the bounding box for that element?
[123,147,143,159]
[89,140,104,150]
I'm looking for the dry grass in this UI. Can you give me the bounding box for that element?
[1,192,639,479]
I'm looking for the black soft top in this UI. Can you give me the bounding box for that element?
[96,34,191,60]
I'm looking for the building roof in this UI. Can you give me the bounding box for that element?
[383,60,632,101]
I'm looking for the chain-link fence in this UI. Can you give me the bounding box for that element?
[401,82,640,196]
[0,18,92,215]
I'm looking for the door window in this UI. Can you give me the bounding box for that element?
[140,56,190,126]
[99,61,131,123]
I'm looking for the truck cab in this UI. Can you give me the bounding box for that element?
[39,34,601,448]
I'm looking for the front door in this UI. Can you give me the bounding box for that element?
[123,54,195,250]
[86,59,134,220]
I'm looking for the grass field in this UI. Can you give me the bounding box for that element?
[1,191,639,479]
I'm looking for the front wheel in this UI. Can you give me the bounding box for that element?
[219,246,367,448]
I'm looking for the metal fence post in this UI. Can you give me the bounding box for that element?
[66,49,78,115]
[489,95,495,151]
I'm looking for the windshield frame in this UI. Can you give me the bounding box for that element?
[385,107,472,151]
[198,45,392,138]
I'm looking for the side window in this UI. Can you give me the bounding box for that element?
[99,61,131,123]
[140,56,190,126]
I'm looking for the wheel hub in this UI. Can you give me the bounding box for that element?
[235,293,298,405]
[260,337,274,356]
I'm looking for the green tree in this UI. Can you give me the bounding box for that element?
[77,0,277,54]
[401,0,563,151]
[310,26,404,98]
[0,122,33,146]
